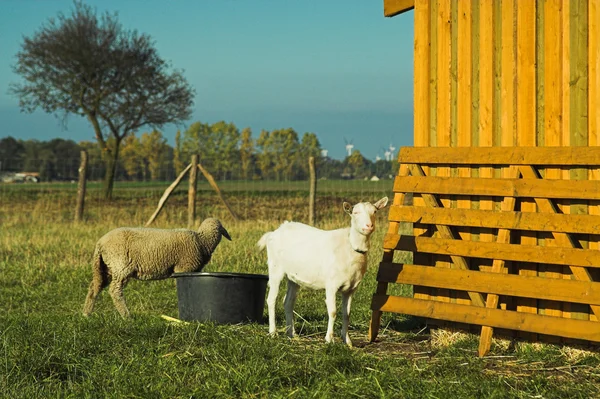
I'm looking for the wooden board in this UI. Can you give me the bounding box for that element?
[388,205,600,234]
[377,263,600,306]
[384,234,600,268]
[371,295,600,343]
[399,146,600,165]
[394,175,600,200]
[384,0,415,17]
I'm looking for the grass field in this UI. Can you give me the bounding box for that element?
[1,181,599,398]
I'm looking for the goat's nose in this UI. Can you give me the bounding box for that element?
[364,223,374,231]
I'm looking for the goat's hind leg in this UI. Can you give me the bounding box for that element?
[267,266,284,336]
[283,280,299,338]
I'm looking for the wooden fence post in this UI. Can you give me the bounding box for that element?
[74,150,87,222]
[308,156,317,226]
[188,154,198,228]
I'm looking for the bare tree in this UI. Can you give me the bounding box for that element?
[9,2,195,199]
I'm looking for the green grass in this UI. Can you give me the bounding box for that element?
[1,183,599,398]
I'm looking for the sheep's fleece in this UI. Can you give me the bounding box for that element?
[82,218,231,318]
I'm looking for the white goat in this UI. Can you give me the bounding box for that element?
[257,197,388,346]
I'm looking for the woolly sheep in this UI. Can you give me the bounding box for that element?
[257,197,388,346]
[82,218,231,318]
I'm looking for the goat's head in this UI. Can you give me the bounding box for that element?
[343,197,389,235]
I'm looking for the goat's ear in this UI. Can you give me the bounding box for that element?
[373,196,389,210]
[343,202,353,215]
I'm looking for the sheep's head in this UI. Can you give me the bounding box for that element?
[198,218,232,241]
[343,197,389,236]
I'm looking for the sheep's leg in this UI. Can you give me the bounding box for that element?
[267,271,283,336]
[108,278,130,318]
[341,292,353,347]
[324,288,337,343]
[283,281,299,338]
[82,254,109,316]
[82,276,109,316]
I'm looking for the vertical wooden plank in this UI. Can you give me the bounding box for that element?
[493,0,503,148]
[516,0,538,342]
[426,0,439,307]
[471,1,481,152]
[470,0,481,255]
[500,0,516,318]
[451,0,459,150]
[413,0,432,303]
[589,0,600,323]
[492,1,503,221]
[449,0,459,306]
[430,0,439,149]
[435,0,452,304]
[536,2,546,148]
[456,0,472,307]
[541,0,564,331]
[501,0,517,148]
[570,0,589,324]
[561,0,572,324]
[479,0,494,274]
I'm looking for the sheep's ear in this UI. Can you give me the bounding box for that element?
[373,196,389,210]
[343,202,353,215]
[221,226,232,241]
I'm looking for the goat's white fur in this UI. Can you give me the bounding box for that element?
[257,197,388,346]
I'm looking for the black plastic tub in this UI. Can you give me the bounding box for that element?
[172,272,269,324]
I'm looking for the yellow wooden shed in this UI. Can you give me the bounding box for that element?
[370,0,599,356]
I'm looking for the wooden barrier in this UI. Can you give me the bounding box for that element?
[369,147,600,356]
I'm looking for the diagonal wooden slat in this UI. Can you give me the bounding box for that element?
[518,165,600,319]
[407,164,485,307]
[479,166,519,357]
[369,163,410,342]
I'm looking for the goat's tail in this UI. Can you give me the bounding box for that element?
[83,245,109,316]
[257,232,272,251]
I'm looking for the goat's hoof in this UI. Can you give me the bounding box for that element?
[325,335,334,343]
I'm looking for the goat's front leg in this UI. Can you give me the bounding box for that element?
[324,288,337,343]
[341,292,353,347]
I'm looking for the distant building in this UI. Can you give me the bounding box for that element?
[1,172,39,183]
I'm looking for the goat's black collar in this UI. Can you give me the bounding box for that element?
[353,247,368,254]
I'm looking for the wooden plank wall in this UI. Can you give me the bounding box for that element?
[410,0,597,337]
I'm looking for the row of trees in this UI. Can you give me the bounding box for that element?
[6,3,397,197]
[0,123,399,182]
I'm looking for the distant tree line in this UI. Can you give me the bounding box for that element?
[0,122,399,182]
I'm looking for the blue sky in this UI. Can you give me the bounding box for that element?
[0,0,414,160]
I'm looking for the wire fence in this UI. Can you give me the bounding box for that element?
[1,156,396,226]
